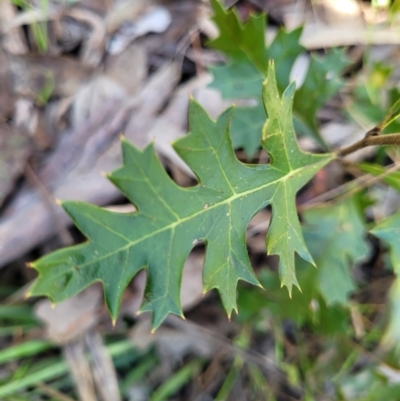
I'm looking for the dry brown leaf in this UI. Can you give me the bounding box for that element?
[312,0,363,26]
[194,79,232,120]
[180,252,205,311]
[36,284,121,401]
[303,1,400,48]
[0,50,15,119]
[62,340,97,401]
[13,99,39,137]
[108,5,171,54]
[72,76,128,127]
[131,317,214,364]
[279,0,400,48]
[123,62,180,147]
[85,331,122,401]
[105,0,150,34]
[0,0,28,54]
[33,96,73,151]
[10,54,91,100]
[71,41,147,127]
[104,43,147,95]
[63,8,106,67]
[70,0,111,16]
[247,209,271,254]
[0,124,32,207]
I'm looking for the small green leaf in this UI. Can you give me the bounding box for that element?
[293,49,349,147]
[303,197,369,305]
[29,64,332,330]
[209,0,267,72]
[371,213,400,344]
[238,267,350,335]
[371,214,400,276]
[347,61,400,134]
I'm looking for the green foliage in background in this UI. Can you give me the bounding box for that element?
[347,60,400,133]
[208,0,349,156]
[371,212,400,345]
[302,198,369,306]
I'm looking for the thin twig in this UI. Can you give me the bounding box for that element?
[299,163,400,211]
[166,315,280,375]
[334,162,400,203]
[62,340,97,401]
[85,330,121,401]
[37,382,77,401]
[336,132,400,157]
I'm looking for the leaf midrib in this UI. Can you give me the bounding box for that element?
[73,160,327,270]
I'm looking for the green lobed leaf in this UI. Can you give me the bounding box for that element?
[347,60,400,134]
[208,0,267,72]
[29,64,333,330]
[208,0,349,156]
[292,49,349,145]
[302,197,369,305]
[371,213,400,344]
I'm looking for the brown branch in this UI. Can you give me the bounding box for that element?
[336,133,400,157]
